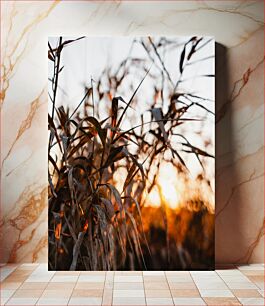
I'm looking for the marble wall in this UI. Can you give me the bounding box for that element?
[0,1,264,264]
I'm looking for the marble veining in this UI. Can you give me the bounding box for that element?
[0,0,264,263]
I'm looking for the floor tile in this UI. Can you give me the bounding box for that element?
[115,271,142,276]
[0,282,22,290]
[12,289,44,298]
[1,263,264,305]
[238,297,265,305]
[145,290,172,298]
[247,275,264,282]
[144,282,169,290]
[113,289,145,297]
[195,282,228,290]
[37,297,69,305]
[102,289,112,306]
[173,297,206,305]
[19,264,39,270]
[193,276,224,281]
[112,296,146,305]
[165,271,190,276]
[167,276,193,283]
[50,275,78,282]
[0,290,15,305]
[3,275,28,283]
[241,270,264,276]
[226,282,258,289]
[143,271,165,276]
[144,276,167,282]
[78,275,105,282]
[146,297,174,305]
[258,289,264,297]
[220,275,250,282]
[40,289,72,298]
[74,282,104,290]
[25,276,54,283]
[255,282,264,290]
[170,289,200,297]
[19,282,48,290]
[0,266,18,279]
[203,297,241,305]
[80,271,106,275]
[114,275,143,283]
[191,271,216,275]
[30,270,54,276]
[45,282,76,290]
[232,289,262,298]
[9,272,32,278]
[0,265,18,281]
[114,282,144,290]
[104,281,114,290]
[169,282,197,289]
[0,289,15,300]
[54,271,80,276]
[6,297,38,305]
[199,289,234,297]
[1,297,10,305]
[191,274,222,279]
[0,264,18,269]
[37,264,49,270]
[105,271,114,279]
[216,269,245,276]
[68,297,102,305]
[71,289,103,297]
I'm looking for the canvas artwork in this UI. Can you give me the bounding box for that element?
[48,36,215,271]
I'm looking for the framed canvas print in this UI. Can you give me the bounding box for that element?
[48,36,215,271]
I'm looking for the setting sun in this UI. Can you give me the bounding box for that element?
[158,163,181,210]
[159,180,180,210]
[145,162,181,210]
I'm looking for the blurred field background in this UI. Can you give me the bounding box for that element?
[48,36,215,271]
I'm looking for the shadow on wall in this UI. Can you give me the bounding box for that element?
[215,43,241,264]
[215,43,233,263]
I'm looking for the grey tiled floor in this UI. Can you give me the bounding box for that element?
[0,263,264,305]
